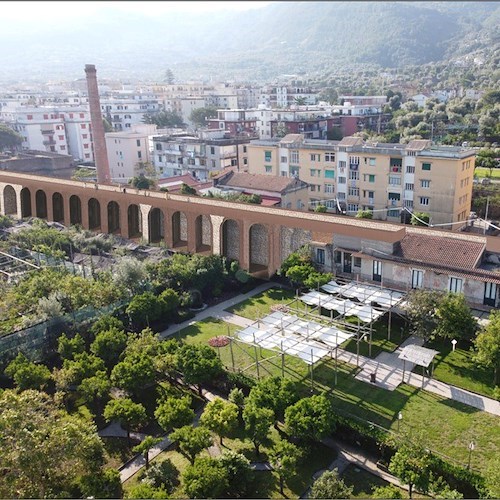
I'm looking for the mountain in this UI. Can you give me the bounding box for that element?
[0,1,498,84]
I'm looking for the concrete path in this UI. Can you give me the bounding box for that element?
[159,281,277,339]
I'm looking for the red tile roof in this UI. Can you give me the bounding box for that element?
[394,233,485,270]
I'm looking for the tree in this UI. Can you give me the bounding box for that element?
[473,310,500,385]
[200,397,239,445]
[114,257,147,296]
[133,436,162,469]
[4,353,52,391]
[182,456,229,499]
[0,123,23,151]
[411,212,430,226]
[125,482,168,499]
[180,182,197,195]
[103,398,148,445]
[218,450,254,498]
[356,209,373,219]
[126,291,163,329]
[130,173,154,189]
[189,106,218,128]
[228,387,245,421]
[404,289,444,341]
[371,484,403,498]
[154,395,195,432]
[141,458,179,492]
[170,425,213,464]
[90,314,125,337]
[284,394,336,442]
[57,332,85,361]
[110,352,156,395]
[434,293,478,341]
[53,352,106,391]
[247,376,299,423]
[72,167,97,182]
[177,344,223,394]
[314,204,327,213]
[143,110,184,128]
[90,328,128,369]
[483,455,500,499]
[310,469,354,499]
[78,371,111,409]
[78,467,123,499]
[268,439,302,495]
[164,68,175,84]
[475,149,499,177]
[243,404,274,456]
[286,263,316,287]
[159,288,180,317]
[0,389,105,498]
[389,442,432,498]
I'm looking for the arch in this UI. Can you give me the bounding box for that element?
[107,201,120,234]
[20,187,32,217]
[3,185,17,215]
[88,198,101,230]
[195,214,212,252]
[69,195,82,225]
[127,204,141,238]
[221,219,240,262]
[52,192,64,222]
[148,207,164,243]
[172,211,187,248]
[35,190,47,219]
[249,223,269,272]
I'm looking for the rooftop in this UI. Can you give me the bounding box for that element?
[216,170,307,194]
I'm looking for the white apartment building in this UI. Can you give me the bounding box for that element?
[101,97,161,131]
[105,124,157,183]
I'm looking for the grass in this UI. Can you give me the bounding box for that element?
[422,338,497,398]
[475,167,500,179]
[225,287,297,319]
[341,463,392,498]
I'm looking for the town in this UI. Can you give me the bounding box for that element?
[0,1,499,499]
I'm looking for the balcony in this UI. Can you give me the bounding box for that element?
[43,139,56,146]
[41,129,54,135]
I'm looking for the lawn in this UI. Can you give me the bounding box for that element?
[422,338,496,398]
[225,287,297,319]
[475,167,500,179]
[341,463,392,498]
[172,317,499,474]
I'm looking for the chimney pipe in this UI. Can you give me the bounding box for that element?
[85,64,111,184]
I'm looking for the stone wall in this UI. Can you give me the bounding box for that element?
[224,219,240,261]
[250,224,268,266]
[280,227,312,261]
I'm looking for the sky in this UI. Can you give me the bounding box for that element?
[1,1,273,22]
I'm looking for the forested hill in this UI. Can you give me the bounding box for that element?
[0,1,498,83]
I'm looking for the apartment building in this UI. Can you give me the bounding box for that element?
[101,97,161,131]
[152,135,250,180]
[247,135,476,227]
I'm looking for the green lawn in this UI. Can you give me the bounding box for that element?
[341,463,392,498]
[225,287,297,319]
[475,167,500,179]
[420,338,496,398]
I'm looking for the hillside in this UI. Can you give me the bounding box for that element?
[0,1,498,83]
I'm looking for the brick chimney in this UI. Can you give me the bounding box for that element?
[85,64,110,184]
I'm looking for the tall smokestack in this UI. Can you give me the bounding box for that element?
[85,64,111,184]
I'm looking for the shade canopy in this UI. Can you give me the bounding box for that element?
[398,344,439,368]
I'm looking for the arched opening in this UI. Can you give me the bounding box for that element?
[35,190,47,219]
[69,195,82,225]
[20,187,32,218]
[88,198,101,230]
[172,211,187,248]
[107,201,120,234]
[222,219,240,262]
[249,223,269,273]
[127,204,141,238]
[148,207,164,244]
[3,185,17,215]
[195,214,212,252]
[52,192,64,222]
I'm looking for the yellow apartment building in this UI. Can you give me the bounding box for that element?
[247,135,476,227]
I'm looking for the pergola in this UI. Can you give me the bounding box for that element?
[399,344,439,386]
[235,310,355,387]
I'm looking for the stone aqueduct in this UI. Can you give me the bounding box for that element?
[0,171,406,278]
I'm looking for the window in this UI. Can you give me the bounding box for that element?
[349,156,360,165]
[158,155,163,162]
[389,176,401,185]
[264,150,272,162]
[348,187,359,196]
[58,135,64,140]
[79,113,84,118]
[60,145,66,151]
[422,162,431,171]
[353,257,362,268]
[243,146,247,153]
[334,251,342,264]
[373,260,382,282]
[369,158,376,166]
[136,139,141,147]
[310,169,320,177]
[404,200,414,208]
[137,151,142,159]
[388,192,401,200]
[281,156,288,163]
[290,166,299,177]
[347,203,359,212]
[325,169,335,179]
[80,124,86,129]
[27,114,33,120]
[310,154,320,161]
[290,150,299,163]
[421,179,431,188]
[349,171,359,180]
[338,176,346,184]
[405,183,414,191]
[338,160,346,169]
[411,269,423,289]
[82,134,88,139]
[325,184,334,194]
[387,209,399,217]
[337,193,345,200]
[156,143,162,151]
[406,165,415,174]
[84,153,90,159]
[316,248,325,265]
[363,190,374,199]
[363,174,375,183]
[325,152,335,162]
[265,165,272,173]
[419,197,430,206]
[83,143,89,149]
[69,113,74,119]
[326,200,335,209]
[449,277,463,294]
[484,282,497,306]
[43,114,49,119]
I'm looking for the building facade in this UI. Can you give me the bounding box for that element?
[247,135,476,227]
